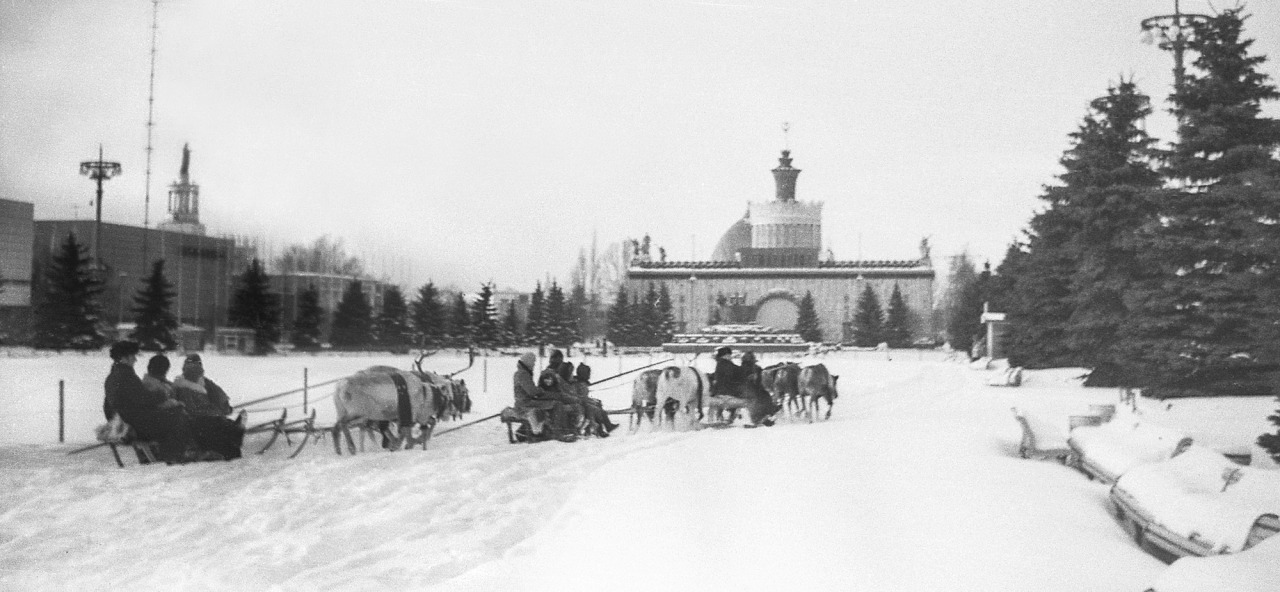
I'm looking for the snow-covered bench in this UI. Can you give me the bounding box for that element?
[1111,445,1280,561]
[1068,416,1193,484]
[1011,407,1072,463]
[1146,534,1280,592]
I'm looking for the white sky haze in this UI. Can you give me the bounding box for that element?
[2,0,1278,290]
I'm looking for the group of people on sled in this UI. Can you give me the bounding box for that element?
[103,340,246,464]
[512,349,621,441]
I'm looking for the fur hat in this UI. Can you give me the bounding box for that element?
[715,346,733,359]
[184,353,202,366]
[518,353,537,371]
[108,340,140,361]
[576,363,592,382]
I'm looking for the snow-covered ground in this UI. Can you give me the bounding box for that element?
[1,349,1276,591]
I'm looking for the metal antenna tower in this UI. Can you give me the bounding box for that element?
[142,0,160,268]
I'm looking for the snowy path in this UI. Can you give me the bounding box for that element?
[1,356,1175,591]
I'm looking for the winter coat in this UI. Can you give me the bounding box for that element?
[141,374,174,401]
[172,375,233,417]
[712,357,744,396]
[104,362,167,424]
[514,363,557,410]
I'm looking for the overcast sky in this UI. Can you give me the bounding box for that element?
[2,0,1278,291]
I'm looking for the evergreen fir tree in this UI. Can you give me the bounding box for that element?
[795,291,822,343]
[1002,79,1160,369]
[943,253,984,354]
[227,258,281,354]
[331,280,373,349]
[33,233,105,350]
[410,282,446,347]
[1119,9,1280,396]
[882,283,912,348]
[526,283,546,346]
[656,284,676,344]
[469,282,501,347]
[851,286,884,347]
[606,287,632,346]
[544,281,572,347]
[291,284,324,350]
[633,283,662,346]
[502,300,522,346]
[375,285,412,351]
[129,259,178,351]
[449,292,471,346]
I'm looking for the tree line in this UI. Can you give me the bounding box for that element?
[964,11,1280,458]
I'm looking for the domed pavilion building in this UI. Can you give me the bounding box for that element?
[626,149,935,344]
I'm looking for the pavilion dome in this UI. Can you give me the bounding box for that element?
[710,216,751,262]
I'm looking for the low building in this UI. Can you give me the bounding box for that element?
[0,198,34,341]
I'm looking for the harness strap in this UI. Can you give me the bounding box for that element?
[391,373,413,427]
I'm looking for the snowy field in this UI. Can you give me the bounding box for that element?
[1,349,1276,591]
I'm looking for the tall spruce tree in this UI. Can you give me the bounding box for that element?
[448,293,471,346]
[331,280,373,349]
[526,283,546,346]
[851,285,883,347]
[129,259,178,351]
[1120,9,1280,396]
[410,282,446,347]
[33,233,105,350]
[375,285,412,351]
[943,254,985,354]
[544,282,572,347]
[228,258,281,354]
[606,286,632,346]
[470,282,501,347]
[291,284,324,350]
[795,291,822,343]
[633,283,662,346]
[1002,79,1160,369]
[883,284,912,348]
[656,284,676,344]
[502,300,522,346]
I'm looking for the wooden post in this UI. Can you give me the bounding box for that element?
[483,355,488,393]
[303,368,309,414]
[58,380,65,443]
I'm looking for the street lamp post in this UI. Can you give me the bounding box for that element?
[79,145,122,271]
[1141,0,1211,97]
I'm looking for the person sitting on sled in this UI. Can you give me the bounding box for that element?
[171,354,246,460]
[708,346,754,421]
[567,363,620,437]
[513,352,574,438]
[102,341,209,464]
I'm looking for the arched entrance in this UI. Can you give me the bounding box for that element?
[754,290,799,330]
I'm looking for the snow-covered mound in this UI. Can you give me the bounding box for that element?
[1112,445,1280,556]
[1069,412,1192,483]
[1151,531,1280,592]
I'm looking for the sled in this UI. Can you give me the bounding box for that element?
[500,407,577,443]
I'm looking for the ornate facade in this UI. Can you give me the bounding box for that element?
[626,150,935,344]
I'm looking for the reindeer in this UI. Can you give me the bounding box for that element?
[331,350,475,454]
[630,368,662,430]
[761,362,802,416]
[798,363,839,421]
[653,366,708,430]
